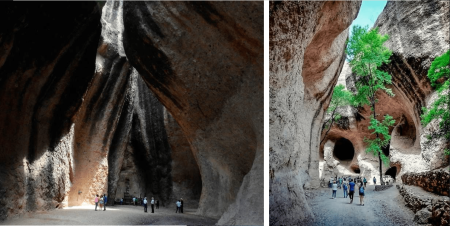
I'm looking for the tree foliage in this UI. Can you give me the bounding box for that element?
[346,25,395,167]
[421,50,450,155]
[321,84,353,144]
[364,115,396,165]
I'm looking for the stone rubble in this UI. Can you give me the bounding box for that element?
[398,185,450,225]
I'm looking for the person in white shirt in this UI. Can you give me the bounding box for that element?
[331,180,338,199]
[176,200,181,213]
[143,197,148,212]
[151,197,155,213]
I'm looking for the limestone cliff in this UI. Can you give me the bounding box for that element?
[269,1,361,224]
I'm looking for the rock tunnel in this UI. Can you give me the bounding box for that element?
[0,2,263,224]
[385,166,398,180]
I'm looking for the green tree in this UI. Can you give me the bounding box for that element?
[321,84,353,145]
[421,50,450,156]
[346,25,396,184]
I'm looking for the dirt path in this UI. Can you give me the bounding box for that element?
[0,205,218,225]
[306,184,418,226]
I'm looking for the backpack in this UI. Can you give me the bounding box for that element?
[359,186,364,194]
[343,184,347,190]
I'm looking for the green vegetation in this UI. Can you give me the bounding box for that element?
[321,84,354,145]
[421,50,450,156]
[346,25,396,183]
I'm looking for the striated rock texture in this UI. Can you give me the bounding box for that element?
[0,2,101,220]
[320,0,450,184]
[269,1,361,224]
[125,76,173,205]
[401,169,450,197]
[121,1,264,221]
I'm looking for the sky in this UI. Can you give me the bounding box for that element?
[349,1,388,37]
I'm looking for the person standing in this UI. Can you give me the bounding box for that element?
[99,196,104,210]
[120,198,123,205]
[348,179,356,204]
[373,177,376,185]
[343,180,348,198]
[180,198,184,213]
[329,176,333,188]
[94,194,99,211]
[143,197,148,212]
[176,200,181,213]
[363,177,367,187]
[151,197,155,213]
[132,197,135,206]
[103,194,108,211]
[358,182,365,206]
[331,181,337,199]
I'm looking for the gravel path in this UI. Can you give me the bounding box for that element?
[306,184,418,226]
[0,205,218,225]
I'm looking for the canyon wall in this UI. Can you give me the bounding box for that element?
[320,0,450,182]
[121,1,264,222]
[269,1,361,224]
[0,2,101,219]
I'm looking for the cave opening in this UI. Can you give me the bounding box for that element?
[350,165,360,174]
[385,166,397,179]
[333,138,355,162]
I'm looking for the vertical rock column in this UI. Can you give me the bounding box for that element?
[67,0,136,205]
[0,2,101,219]
[269,1,360,224]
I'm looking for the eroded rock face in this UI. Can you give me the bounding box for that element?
[164,110,202,208]
[398,185,450,226]
[269,1,361,224]
[0,2,101,219]
[402,169,450,197]
[122,1,264,221]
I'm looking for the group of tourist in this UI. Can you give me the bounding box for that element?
[94,194,108,211]
[93,194,185,214]
[329,175,371,206]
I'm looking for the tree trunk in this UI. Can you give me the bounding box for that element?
[373,102,383,186]
[320,110,336,145]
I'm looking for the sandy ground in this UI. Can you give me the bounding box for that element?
[0,205,218,225]
[305,184,418,226]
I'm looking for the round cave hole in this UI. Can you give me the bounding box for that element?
[333,138,355,162]
[385,166,397,180]
[350,165,360,174]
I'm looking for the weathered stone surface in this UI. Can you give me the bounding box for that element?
[269,1,361,224]
[164,110,202,208]
[399,185,450,225]
[0,2,101,220]
[122,1,263,221]
[415,208,432,224]
[401,169,450,197]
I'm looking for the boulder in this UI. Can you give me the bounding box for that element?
[415,208,431,224]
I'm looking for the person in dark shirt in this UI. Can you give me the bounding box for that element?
[348,179,356,204]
